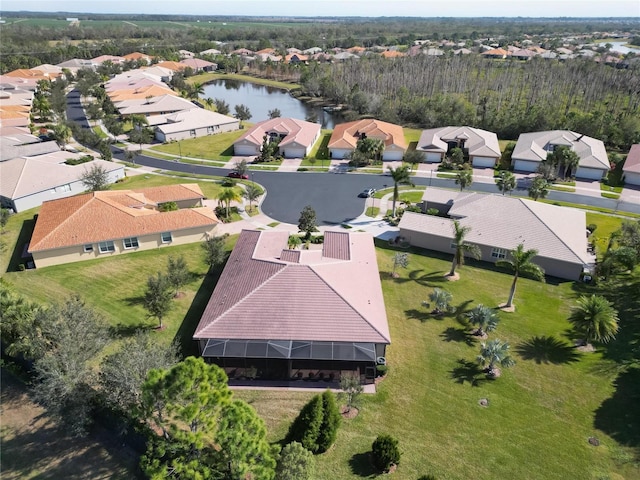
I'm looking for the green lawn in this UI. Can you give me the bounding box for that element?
[151,129,247,161]
[235,244,639,479]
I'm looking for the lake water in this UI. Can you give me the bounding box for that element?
[595,41,640,54]
[202,79,341,129]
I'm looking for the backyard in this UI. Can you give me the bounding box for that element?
[0,185,638,479]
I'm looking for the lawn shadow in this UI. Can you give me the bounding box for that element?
[450,359,491,387]
[594,367,640,451]
[440,327,476,347]
[515,335,580,364]
[6,216,36,272]
[123,295,145,307]
[174,272,220,358]
[108,323,154,338]
[454,299,475,325]
[348,451,377,478]
[405,269,448,286]
[405,308,436,323]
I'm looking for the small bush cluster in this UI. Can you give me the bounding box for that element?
[286,390,341,454]
[371,434,401,471]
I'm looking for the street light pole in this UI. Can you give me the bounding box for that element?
[178,141,182,162]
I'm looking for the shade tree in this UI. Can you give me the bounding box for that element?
[568,294,619,347]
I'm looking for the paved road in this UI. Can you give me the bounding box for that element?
[66,89,90,129]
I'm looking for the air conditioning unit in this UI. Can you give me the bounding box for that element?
[376,356,387,365]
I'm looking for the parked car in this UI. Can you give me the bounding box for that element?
[358,188,376,198]
[228,172,249,179]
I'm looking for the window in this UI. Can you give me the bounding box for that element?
[98,241,115,253]
[83,244,93,253]
[491,248,507,259]
[122,237,139,249]
[450,242,458,250]
[56,184,71,193]
[161,231,172,244]
[190,129,196,137]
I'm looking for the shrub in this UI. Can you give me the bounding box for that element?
[297,167,309,172]
[220,178,237,187]
[276,441,314,480]
[426,208,439,216]
[376,364,388,376]
[587,223,598,234]
[316,390,340,453]
[286,394,323,453]
[371,434,401,471]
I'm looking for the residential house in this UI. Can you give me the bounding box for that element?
[116,94,197,118]
[1,135,60,162]
[180,58,217,72]
[109,85,178,103]
[28,184,218,268]
[302,47,323,55]
[139,66,175,82]
[332,52,359,61]
[155,108,239,142]
[155,61,187,72]
[1,153,124,212]
[512,130,610,180]
[91,55,124,65]
[231,48,254,56]
[380,50,405,58]
[285,53,309,64]
[233,117,321,158]
[481,48,508,59]
[56,58,96,72]
[328,119,407,160]
[200,48,222,56]
[398,188,595,281]
[416,126,501,167]
[179,50,195,59]
[193,229,391,383]
[122,52,153,64]
[29,64,65,78]
[622,144,640,186]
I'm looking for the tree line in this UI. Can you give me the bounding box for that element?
[300,54,640,150]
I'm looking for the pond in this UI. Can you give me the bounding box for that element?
[594,41,640,54]
[202,79,341,129]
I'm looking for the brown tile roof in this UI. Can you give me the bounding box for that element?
[194,229,390,344]
[109,85,178,102]
[623,144,640,174]
[29,184,217,252]
[380,50,405,58]
[155,61,187,72]
[328,119,407,151]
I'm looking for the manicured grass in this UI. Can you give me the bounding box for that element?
[586,212,625,257]
[549,185,576,193]
[151,129,247,161]
[236,244,640,479]
[187,72,301,91]
[365,206,380,218]
[111,173,227,200]
[539,199,640,218]
[602,192,621,200]
[601,184,623,194]
[308,131,332,161]
[92,126,108,139]
[398,191,425,204]
[403,128,423,149]
[373,186,424,199]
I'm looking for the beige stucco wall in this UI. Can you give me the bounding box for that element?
[400,228,583,281]
[32,225,215,268]
[159,121,239,142]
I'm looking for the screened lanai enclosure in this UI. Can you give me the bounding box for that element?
[199,339,384,383]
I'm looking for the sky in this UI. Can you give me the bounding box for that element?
[1,0,640,18]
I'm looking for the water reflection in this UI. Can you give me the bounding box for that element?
[202,79,341,129]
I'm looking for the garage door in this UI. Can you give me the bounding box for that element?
[575,167,605,180]
[383,150,404,161]
[472,156,496,168]
[624,172,640,186]
[513,159,539,173]
[425,152,442,163]
[234,144,258,156]
[283,147,305,158]
[330,148,351,159]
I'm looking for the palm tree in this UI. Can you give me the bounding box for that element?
[51,123,72,150]
[243,184,262,213]
[496,171,517,195]
[528,176,549,201]
[387,165,413,216]
[455,169,473,191]
[449,220,481,277]
[191,82,205,100]
[496,244,545,309]
[129,114,149,130]
[204,97,215,108]
[391,252,409,277]
[217,187,242,219]
[467,304,500,337]
[477,339,515,377]
[568,295,619,347]
[425,288,453,315]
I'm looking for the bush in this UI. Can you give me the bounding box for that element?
[276,441,314,480]
[587,223,598,234]
[371,434,401,472]
[286,394,323,453]
[427,208,439,216]
[316,390,340,453]
[220,178,237,187]
[376,364,388,377]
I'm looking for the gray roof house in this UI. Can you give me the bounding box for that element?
[398,188,595,281]
[0,152,124,212]
[417,126,501,167]
[115,94,197,117]
[622,144,640,186]
[512,130,610,180]
[233,117,321,158]
[155,108,239,142]
[193,229,391,383]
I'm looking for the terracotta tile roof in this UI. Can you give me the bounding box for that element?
[623,144,640,174]
[328,119,407,151]
[194,229,390,344]
[109,85,177,102]
[155,61,187,72]
[122,52,153,61]
[29,184,217,252]
[380,50,405,58]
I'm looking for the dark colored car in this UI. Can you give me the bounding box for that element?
[228,172,249,179]
[358,188,376,198]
